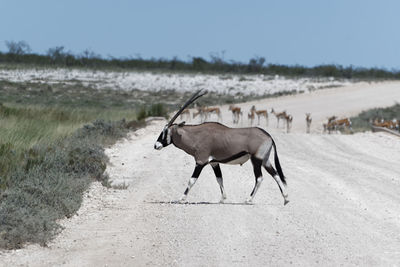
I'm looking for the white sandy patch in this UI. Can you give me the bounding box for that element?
[0,68,352,95]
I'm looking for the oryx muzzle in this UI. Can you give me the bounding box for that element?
[154,90,288,205]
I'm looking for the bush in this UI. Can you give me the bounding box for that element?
[0,119,131,249]
[136,103,168,121]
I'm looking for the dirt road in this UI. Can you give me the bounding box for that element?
[1,82,400,266]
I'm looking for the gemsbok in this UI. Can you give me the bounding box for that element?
[154,90,288,205]
[305,113,312,133]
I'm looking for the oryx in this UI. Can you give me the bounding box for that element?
[154,90,289,205]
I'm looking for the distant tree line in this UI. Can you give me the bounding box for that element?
[1,40,400,79]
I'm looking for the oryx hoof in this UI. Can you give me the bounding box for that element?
[179,196,187,203]
[284,199,290,206]
[245,198,253,205]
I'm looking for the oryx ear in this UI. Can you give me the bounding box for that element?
[178,121,186,127]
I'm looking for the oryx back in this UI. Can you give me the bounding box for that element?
[171,122,273,166]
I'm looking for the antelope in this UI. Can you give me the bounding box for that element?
[248,107,255,126]
[180,109,191,121]
[327,116,337,124]
[285,114,293,133]
[252,106,269,126]
[333,118,351,130]
[305,113,312,133]
[373,118,398,130]
[229,105,242,124]
[203,107,222,122]
[271,108,287,128]
[324,117,352,133]
[154,90,288,205]
[193,107,206,122]
[323,116,338,133]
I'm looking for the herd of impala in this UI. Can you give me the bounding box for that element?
[180,105,298,133]
[179,104,398,134]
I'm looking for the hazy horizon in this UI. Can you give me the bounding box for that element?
[1,0,400,69]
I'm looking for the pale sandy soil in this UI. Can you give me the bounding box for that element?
[1,81,400,266]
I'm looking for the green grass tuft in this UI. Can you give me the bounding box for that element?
[0,119,131,249]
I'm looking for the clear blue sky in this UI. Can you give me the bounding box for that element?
[1,0,400,68]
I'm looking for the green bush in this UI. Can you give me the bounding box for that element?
[0,119,131,249]
[136,103,168,121]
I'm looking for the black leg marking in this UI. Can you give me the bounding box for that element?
[212,164,226,201]
[249,157,263,200]
[191,164,205,178]
[181,164,205,201]
[211,163,222,178]
[263,160,288,205]
[264,163,283,195]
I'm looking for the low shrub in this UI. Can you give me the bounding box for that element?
[137,103,168,121]
[0,119,132,249]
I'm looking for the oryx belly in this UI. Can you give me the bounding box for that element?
[208,151,250,165]
[225,153,250,165]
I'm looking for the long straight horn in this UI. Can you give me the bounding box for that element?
[167,90,208,126]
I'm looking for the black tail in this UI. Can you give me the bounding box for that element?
[256,127,287,186]
[271,138,286,186]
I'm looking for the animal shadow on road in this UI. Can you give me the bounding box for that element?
[145,200,254,206]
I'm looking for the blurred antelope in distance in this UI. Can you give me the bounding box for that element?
[248,106,255,126]
[271,108,287,128]
[193,107,206,122]
[285,114,293,133]
[203,107,222,122]
[229,105,242,124]
[372,118,399,130]
[327,115,337,124]
[323,115,338,133]
[305,113,312,133]
[180,109,191,121]
[324,117,352,133]
[333,118,352,132]
[252,106,269,127]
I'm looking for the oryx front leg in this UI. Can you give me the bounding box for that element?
[180,164,204,202]
[246,157,264,204]
[264,160,289,205]
[211,163,227,203]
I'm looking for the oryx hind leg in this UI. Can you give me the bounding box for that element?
[246,157,264,204]
[180,164,205,202]
[211,163,227,203]
[263,160,289,205]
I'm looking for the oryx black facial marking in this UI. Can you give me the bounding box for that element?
[154,126,171,150]
[154,90,289,205]
[182,164,205,199]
